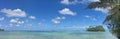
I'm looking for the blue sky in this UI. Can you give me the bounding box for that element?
[0,0,108,31]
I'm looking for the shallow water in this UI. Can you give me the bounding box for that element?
[0,31,118,39]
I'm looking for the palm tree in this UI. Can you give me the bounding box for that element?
[104,5,120,38]
[87,0,120,39]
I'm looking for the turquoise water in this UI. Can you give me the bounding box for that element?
[0,31,117,39]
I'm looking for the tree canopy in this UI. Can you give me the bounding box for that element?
[87,25,105,32]
[87,0,120,39]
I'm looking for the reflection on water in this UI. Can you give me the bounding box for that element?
[0,31,118,39]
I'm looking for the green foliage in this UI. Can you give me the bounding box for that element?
[87,0,120,9]
[87,25,105,32]
[87,0,120,39]
[87,2,110,9]
[104,5,120,36]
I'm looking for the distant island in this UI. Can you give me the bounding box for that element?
[0,28,4,31]
[87,25,105,32]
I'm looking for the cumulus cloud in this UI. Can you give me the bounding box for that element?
[88,0,111,13]
[52,16,66,24]
[61,0,80,5]
[0,17,4,21]
[10,18,19,23]
[89,0,100,2]
[0,8,27,17]
[17,21,24,24]
[61,0,70,5]
[60,0,99,5]
[94,7,111,13]
[84,15,97,21]
[59,8,76,16]
[10,18,25,24]
[29,16,36,19]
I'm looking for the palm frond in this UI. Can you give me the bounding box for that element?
[110,5,120,14]
[87,2,111,9]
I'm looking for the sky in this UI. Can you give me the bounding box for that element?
[0,0,109,31]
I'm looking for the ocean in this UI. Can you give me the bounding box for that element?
[0,31,118,39]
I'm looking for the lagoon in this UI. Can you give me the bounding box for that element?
[0,31,117,39]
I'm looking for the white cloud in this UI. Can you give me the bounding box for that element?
[89,0,100,2]
[0,8,27,17]
[52,16,66,24]
[10,18,25,24]
[18,21,24,24]
[29,16,36,19]
[84,15,90,18]
[59,8,76,16]
[61,0,80,5]
[0,17,4,21]
[61,0,70,5]
[10,18,19,23]
[94,7,111,13]
[88,0,111,13]
[60,0,98,5]
[84,15,97,21]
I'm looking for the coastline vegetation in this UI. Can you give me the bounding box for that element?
[87,0,120,39]
[0,28,4,31]
[87,25,105,32]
